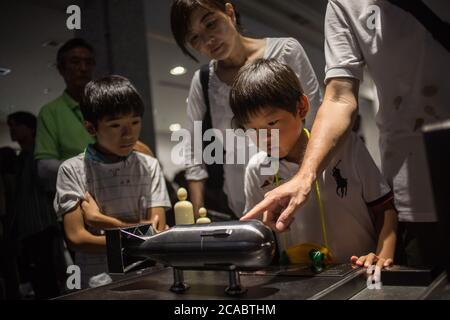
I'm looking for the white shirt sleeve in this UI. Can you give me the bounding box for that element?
[324,0,365,83]
[243,156,266,214]
[184,70,209,181]
[147,159,172,209]
[54,160,85,217]
[351,134,393,207]
[281,38,323,130]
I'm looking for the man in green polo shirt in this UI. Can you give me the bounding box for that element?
[35,38,96,192]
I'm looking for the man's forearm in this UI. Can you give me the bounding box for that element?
[295,78,359,184]
[187,180,205,218]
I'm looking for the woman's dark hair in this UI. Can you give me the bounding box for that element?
[81,75,144,127]
[170,0,241,62]
[229,59,305,126]
[7,111,37,136]
[57,38,94,69]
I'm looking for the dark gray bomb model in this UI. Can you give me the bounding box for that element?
[105,220,276,295]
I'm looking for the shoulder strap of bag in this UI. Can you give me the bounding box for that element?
[200,64,212,130]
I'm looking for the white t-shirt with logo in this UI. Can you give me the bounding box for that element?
[185,37,322,216]
[54,151,171,288]
[244,133,393,263]
[324,0,450,222]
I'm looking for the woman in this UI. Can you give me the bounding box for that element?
[170,0,321,217]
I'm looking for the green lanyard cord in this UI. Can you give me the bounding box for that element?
[278,128,330,251]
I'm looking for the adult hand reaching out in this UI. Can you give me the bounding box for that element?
[241,173,314,232]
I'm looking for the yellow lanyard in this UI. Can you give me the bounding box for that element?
[278,128,330,251]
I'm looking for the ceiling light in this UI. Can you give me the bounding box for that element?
[170,66,187,76]
[169,123,181,132]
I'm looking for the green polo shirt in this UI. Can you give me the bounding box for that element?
[35,91,94,161]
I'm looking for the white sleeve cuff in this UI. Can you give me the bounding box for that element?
[185,164,209,181]
[324,66,363,84]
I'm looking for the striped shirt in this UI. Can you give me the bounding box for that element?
[54,149,171,288]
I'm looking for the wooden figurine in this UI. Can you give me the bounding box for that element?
[196,207,211,224]
[174,188,195,225]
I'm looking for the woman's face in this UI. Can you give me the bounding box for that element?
[186,5,239,60]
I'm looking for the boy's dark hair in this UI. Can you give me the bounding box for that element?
[7,111,37,135]
[57,38,94,69]
[170,0,241,62]
[229,58,305,126]
[81,75,145,126]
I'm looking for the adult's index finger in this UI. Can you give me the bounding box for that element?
[240,197,275,221]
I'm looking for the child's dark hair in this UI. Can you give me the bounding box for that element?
[7,111,37,136]
[81,75,144,126]
[230,59,305,126]
[57,38,94,69]
[170,0,241,62]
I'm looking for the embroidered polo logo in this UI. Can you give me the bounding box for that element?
[332,160,347,198]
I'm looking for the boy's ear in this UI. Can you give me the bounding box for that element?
[84,121,96,136]
[297,95,310,120]
[225,3,237,24]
